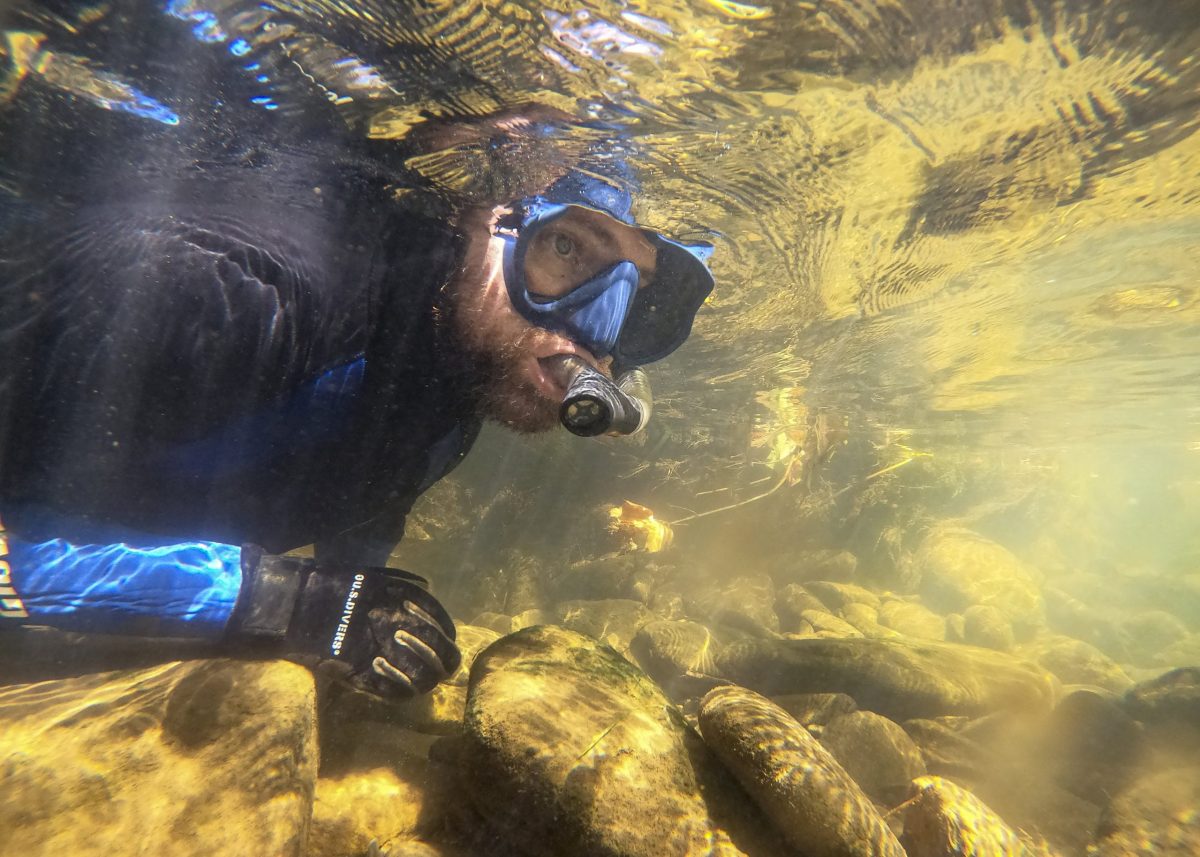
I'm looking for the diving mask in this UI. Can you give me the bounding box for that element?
[499,173,715,365]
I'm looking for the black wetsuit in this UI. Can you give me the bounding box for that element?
[0,0,480,633]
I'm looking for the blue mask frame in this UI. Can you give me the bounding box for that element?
[501,200,642,358]
[501,196,715,364]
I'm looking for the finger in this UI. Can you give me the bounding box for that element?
[374,606,462,679]
[370,656,417,695]
[391,626,452,681]
[383,581,457,641]
[376,567,428,587]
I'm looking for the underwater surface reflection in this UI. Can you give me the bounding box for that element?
[1,0,1199,855]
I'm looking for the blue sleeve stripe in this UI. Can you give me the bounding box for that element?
[2,534,242,637]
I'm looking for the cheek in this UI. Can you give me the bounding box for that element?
[458,237,536,349]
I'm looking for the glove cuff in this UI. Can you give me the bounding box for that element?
[228,547,314,640]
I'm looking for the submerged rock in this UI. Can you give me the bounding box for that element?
[878,600,946,641]
[1040,689,1146,805]
[1089,766,1200,856]
[769,692,858,727]
[1121,666,1200,725]
[461,626,789,857]
[806,581,882,612]
[841,603,903,639]
[629,619,724,689]
[900,775,1026,857]
[0,659,317,856]
[698,685,905,857]
[962,605,1015,652]
[1120,610,1190,666]
[801,609,865,638]
[915,528,1043,637]
[1023,635,1132,693]
[776,584,829,632]
[556,598,653,654]
[716,637,1058,720]
[1121,666,1200,756]
[771,549,859,585]
[688,574,780,635]
[820,710,926,804]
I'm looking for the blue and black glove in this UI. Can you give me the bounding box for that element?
[230,548,461,699]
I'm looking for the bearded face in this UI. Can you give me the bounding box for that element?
[439,207,608,434]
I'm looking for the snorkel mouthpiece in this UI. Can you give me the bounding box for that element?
[555,356,652,437]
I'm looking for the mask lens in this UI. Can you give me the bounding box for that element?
[518,206,651,301]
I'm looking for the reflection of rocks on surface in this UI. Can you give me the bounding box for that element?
[0,659,317,856]
[698,685,905,857]
[460,625,790,856]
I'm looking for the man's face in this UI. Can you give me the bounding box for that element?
[444,205,657,433]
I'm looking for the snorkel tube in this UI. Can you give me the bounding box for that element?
[553,356,652,437]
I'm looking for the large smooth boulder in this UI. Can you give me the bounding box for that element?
[461,626,789,857]
[698,686,905,857]
[0,659,317,856]
[716,637,1058,720]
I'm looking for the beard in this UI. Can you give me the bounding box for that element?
[433,284,562,435]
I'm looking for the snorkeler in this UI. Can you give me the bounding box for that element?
[0,73,713,698]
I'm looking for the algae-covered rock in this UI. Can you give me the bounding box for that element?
[716,637,1058,720]
[915,528,1044,637]
[698,685,905,857]
[461,626,789,857]
[820,710,926,804]
[1088,766,1200,856]
[963,605,1015,652]
[879,600,947,641]
[901,775,1027,857]
[557,598,653,654]
[0,659,317,856]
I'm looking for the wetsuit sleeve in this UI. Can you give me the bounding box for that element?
[0,523,243,639]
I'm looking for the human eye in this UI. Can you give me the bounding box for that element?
[552,231,575,257]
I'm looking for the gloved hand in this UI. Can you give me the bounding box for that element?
[228,548,461,698]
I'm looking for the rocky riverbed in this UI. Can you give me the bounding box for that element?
[1,526,1198,856]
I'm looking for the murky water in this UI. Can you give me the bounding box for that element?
[2,0,1199,855]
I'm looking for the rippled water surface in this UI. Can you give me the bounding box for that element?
[3,0,1199,854]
